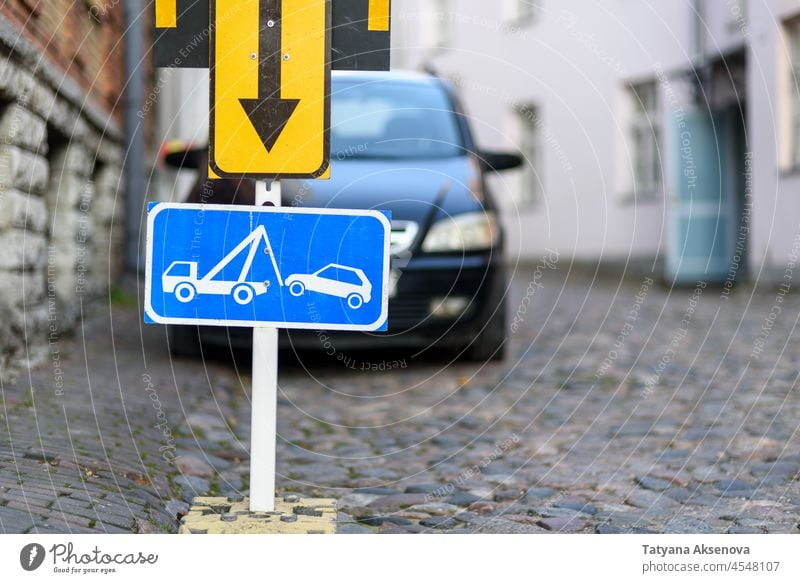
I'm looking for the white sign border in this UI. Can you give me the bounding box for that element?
[144,202,391,332]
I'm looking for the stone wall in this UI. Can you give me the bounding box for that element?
[0,22,124,383]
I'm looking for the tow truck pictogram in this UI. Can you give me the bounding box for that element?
[161,225,283,305]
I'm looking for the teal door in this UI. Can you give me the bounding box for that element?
[666,109,738,284]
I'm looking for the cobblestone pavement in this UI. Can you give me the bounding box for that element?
[2,269,800,534]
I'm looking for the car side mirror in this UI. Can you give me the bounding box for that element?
[160,140,206,170]
[479,150,524,172]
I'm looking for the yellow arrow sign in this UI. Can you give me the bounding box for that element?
[155,0,177,28]
[210,0,331,179]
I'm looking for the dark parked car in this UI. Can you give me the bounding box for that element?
[163,71,521,361]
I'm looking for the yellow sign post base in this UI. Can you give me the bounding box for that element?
[179,496,337,534]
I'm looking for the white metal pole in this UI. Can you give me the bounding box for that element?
[250,179,280,512]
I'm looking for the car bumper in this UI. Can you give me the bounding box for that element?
[186,253,505,352]
[285,253,506,350]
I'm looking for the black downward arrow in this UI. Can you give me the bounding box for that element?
[240,0,299,152]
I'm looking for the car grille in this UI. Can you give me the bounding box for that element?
[390,221,419,256]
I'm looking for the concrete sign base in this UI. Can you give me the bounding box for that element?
[179,496,337,534]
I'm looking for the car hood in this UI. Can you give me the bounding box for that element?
[280,157,483,224]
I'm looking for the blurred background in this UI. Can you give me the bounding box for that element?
[2,1,800,538]
[152,0,800,282]
[1,0,799,375]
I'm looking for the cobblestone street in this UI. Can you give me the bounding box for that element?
[2,268,800,534]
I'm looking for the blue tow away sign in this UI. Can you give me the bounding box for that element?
[145,203,390,331]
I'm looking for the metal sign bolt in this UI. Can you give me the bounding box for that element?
[267,20,275,28]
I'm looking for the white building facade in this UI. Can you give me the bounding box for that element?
[392,0,800,283]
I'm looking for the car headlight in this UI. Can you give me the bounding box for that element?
[422,211,498,252]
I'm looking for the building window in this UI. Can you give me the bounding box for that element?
[727,0,747,33]
[787,18,800,169]
[627,81,663,198]
[505,1,540,26]
[433,0,450,48]
[516,104,543,205]
[517,1,540,25]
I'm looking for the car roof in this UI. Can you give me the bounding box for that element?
[332,70,443,87]
[320,263,363,272]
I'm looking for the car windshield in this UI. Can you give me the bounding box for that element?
[166,262,192,277]
[317,266,362,285]
[330,79,465,160]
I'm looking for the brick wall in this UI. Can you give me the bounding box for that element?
[0,0,125,119]
[0,2,127,382]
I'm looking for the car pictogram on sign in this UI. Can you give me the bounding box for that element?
[285,264,372,309]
